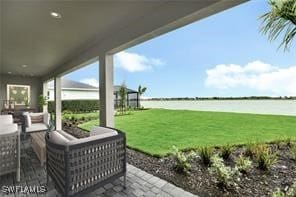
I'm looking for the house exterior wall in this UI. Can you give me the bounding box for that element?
[48,89,99,100]
[0,74,42,112]
[48,88,139,108]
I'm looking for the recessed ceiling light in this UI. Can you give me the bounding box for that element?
[50,12,62,19]
[21,64,27,68]
[8,71,12,74]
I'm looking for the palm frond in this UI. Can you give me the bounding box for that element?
[260,0,296,51]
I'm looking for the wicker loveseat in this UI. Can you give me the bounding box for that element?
[0,115,20,182]
[45,126,126,197]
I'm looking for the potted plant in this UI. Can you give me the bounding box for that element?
[38,94,48,111]
[25,100,30,108]
[46,120,55,139]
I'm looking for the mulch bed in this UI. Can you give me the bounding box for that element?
[63,125,90,138]
[127,144,296,197]
[63,125,296,196]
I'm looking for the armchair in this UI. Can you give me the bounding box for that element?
[22,112,50,138]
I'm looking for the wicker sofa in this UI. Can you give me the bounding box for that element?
[0,115,20,182]
[46,126,126,197]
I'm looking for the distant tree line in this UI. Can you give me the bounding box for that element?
[145,96,296,101]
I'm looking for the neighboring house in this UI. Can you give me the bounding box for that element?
[48,79,139,108]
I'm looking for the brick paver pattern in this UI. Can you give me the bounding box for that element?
[0,137,197,197]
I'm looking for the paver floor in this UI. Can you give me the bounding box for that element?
[0,136,197,197]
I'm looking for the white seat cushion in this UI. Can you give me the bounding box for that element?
[0,124,18,135]
[26,123,47,133]
[58,130,77,141]
[43,113,50,125]
[48,130,69,145]
[90,126,118,136]
[0,115,13,124]
[48,127,117,146]
[23,112,32,127]
[68,127,118,146]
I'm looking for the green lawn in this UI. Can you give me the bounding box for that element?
[78,109,296,156]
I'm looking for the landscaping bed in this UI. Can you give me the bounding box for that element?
[65,109,296,196]
[63,125,89,138]
[64,122,296,196]
[127,143,296,197]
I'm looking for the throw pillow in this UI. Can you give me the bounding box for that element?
[23,112,32,127]
[30,115,43,123]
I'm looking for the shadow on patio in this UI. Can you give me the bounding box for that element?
[0,135,196,197]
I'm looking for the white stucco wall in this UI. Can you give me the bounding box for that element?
[48,89,99,100]
[48,88,139,107]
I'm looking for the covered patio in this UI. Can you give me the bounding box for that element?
[0,1,247,196]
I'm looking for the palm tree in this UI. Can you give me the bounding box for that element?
[138,85,147,108]
[119,83,127,114]
[260,0,296,51]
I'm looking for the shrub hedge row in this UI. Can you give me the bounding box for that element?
[48,100,99,113]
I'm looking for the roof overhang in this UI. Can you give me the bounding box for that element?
[0,0,248,81]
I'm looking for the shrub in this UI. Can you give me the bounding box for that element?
[115,110,133,116]
[171,146,192,174]
[291,145,296,161]
[287,181,296,196]
[198,146,213,166]
[220,144,233,160]
[209,155,237,188]
[235,155,252,174]
[272,188,285,197]
[274,139,283,149]
[272,181,296,197]
[244,142,257,158]
[286,138,294,148]
[48,100,99,113]
[62,110,73,114]
[254,144,277,170]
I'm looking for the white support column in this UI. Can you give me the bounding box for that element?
[43,81,48,113]
[99,53,114,127]
[54,77,62,130]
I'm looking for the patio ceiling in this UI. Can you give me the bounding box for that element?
[0,0,247,80]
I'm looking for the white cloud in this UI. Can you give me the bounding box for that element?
[80,78,99,88]
[115,51,165,72]
[205,60,296,96]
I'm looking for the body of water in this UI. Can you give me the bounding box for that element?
[141,100,296,116]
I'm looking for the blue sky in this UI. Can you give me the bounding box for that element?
[65,0,296,98]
